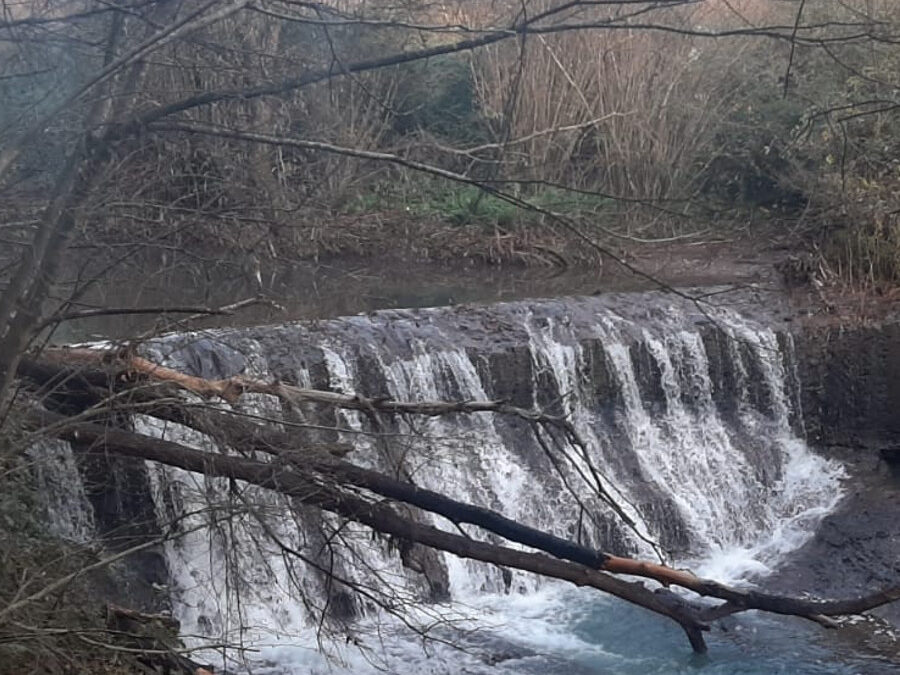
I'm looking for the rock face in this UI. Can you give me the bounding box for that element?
[796,322,900,449]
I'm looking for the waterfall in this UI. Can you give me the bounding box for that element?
[41,293,845,672]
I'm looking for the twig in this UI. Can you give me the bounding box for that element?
[782,0,806,98]
[37,306,234,330]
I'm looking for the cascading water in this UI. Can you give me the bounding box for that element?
[42,292,853,673]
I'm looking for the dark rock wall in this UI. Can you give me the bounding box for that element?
[795,322,900,449]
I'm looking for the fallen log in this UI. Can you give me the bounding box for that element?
[22,348,642,536]
[30,348,550,420]
[112,399,896,615]
[22,406,900,653]
[16,368,677,578]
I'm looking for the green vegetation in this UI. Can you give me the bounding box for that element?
[342,182,612,227]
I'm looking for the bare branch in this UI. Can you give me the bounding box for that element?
[22,405,900,655]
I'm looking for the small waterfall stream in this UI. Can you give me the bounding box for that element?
[35,292,848,673]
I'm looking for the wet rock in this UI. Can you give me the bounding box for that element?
[879,445,900,466]
[764,455,900,628]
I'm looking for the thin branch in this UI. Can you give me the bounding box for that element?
[38,306,234,328]
[782,0,807,99]
[117,9,879,135]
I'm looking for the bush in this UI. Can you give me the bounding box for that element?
[393,56,489,144]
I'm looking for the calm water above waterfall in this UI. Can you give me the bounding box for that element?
[35,291,896,673]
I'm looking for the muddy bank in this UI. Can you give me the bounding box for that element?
[67,207,750,270]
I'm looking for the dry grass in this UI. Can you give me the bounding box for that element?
[7,0,900,278]
[463,0,789,222]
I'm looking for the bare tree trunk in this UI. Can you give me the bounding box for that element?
[247,17,286,249]
[0,142,105,416]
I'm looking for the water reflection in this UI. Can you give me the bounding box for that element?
[47,242,770,343]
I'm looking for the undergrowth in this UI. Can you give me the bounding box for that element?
[342,182,613,227]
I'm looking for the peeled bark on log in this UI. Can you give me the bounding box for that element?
[33,348,549,420]
[24,349,640,530]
